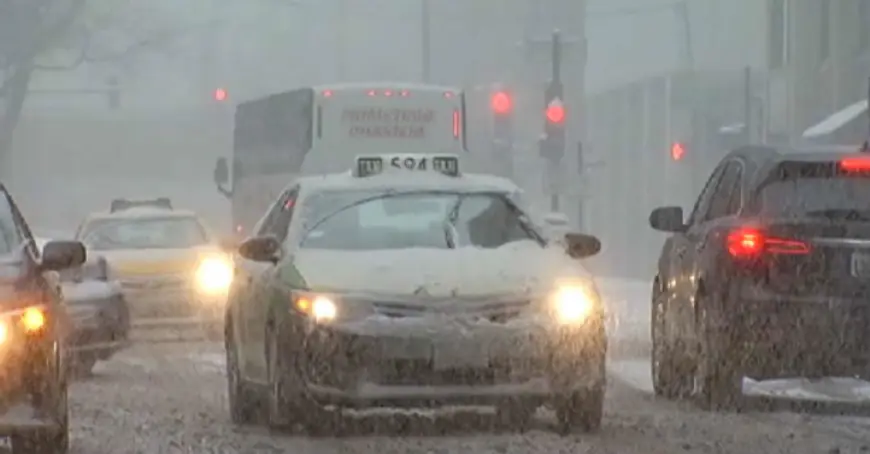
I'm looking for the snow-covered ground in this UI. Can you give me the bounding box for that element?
[60,342,868,453]
[596,276,651,354]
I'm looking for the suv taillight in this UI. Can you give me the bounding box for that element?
[726,228,810,258]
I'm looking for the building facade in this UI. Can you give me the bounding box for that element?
[766,0,870,143]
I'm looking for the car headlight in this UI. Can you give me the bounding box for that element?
[0,321,8,345]
[551,284,597,324]
[195,257,233,295]
[293,294,338,322]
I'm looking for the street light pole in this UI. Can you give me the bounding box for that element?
[338,0,348,78]
[421,0,430,82]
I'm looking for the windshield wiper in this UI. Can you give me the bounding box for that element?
[441,195,464,249]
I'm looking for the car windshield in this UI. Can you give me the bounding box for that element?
[81,217,208,250]
[299,190,539,251]
[0,191,17,255]
[757,176,870,218]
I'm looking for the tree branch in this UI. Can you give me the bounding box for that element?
[32,22,196,71]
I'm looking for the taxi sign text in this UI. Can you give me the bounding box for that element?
[343,108,435,139]
[355,154,459,178]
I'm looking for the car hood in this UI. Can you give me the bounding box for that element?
[95,245,222,276]
[291,241,592,297]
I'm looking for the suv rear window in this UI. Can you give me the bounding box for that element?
[753,161,870,217]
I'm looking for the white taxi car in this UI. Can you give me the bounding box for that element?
[224,154,606,434]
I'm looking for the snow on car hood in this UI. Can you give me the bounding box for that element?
[292,241,592,297]
[95,245,222,275]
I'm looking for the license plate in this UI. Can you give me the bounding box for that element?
[433,339,489,370]
[381,338,430,360]
[850,252,870,278]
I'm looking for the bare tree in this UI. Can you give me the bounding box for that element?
[0,0,186,166]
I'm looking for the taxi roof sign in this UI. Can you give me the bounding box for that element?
[110,197,173,213]
[353,154,460,178]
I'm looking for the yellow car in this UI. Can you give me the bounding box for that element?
[74,198,233,336]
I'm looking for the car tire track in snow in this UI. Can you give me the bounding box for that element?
[52,342,870,453]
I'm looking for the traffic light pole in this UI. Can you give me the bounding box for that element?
[547,30,564,212]
[421,0,431,82]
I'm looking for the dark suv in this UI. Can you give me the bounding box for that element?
[649,145,870,410]
[0,185,86,453]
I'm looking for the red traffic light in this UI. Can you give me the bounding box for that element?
[491,91,512,115]
[213,88,228,101]
[545,103,565,124]
[670,142,686,161]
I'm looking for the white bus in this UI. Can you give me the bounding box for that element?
[213,82,469,235]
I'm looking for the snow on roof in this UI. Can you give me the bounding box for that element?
[296,171,520,194]
[802,99,868,138]
[85,207,199,221]
[311,82,460,93]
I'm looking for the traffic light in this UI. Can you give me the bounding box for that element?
[490,90,513,144]
[489,88,514,179]
[670,141,686,161]
[213,88,228,102]
[540,80,566,160]
[545,101,565,124]
[491,90,512,115]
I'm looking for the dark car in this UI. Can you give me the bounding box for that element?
[57,257,130,376]
[0,185,86,453]
[649,145,870,410]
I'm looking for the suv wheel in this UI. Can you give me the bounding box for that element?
[693,292,742,411]
[651,284,691,399]
[266,328,326,434]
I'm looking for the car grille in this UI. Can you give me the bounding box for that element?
[371,300,529,323]
[377,359,497,386]
[373,358,541,386]
[120,274,189,292]
[119,274,195,319]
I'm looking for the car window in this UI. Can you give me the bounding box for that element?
[81,216,208,250]
[752,161,870,217]
[704,161,743,221]
[299,191,539,251]
[453,195,532,249]
[686,164,726,226]
[256,187,298,243]
[0,190,23,254]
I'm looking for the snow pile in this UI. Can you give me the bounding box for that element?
[293,241,591,297]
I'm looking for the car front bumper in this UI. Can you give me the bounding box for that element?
[119,283,226,324]
[289,317,606,408]
[0,332,63,435]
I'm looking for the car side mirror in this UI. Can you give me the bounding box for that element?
[649,206,686,232]
[564,232,601,259]
[41,240,87,271]
[239,236,280,263]
[214,157,229,186]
